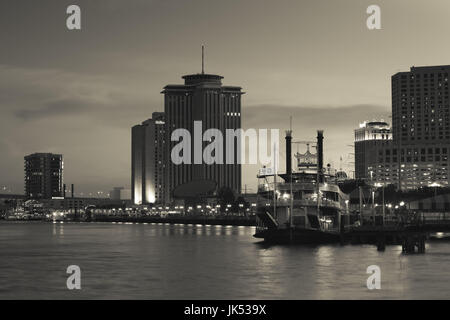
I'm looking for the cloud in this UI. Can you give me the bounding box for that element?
[0,64,161,194]
[14,99,89,120]
[242,103,390,136]
[242,103,391,160]
[0,64,160,127]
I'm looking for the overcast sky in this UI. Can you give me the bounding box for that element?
[1,0,450,195]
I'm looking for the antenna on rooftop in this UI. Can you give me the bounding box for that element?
[202,45,205,74]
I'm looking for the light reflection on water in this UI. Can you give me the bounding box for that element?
[0,221,449,300]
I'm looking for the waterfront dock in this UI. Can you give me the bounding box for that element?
[343,213,450,253]
[91,214,256,226]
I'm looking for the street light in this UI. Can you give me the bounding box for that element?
[375,182,385,221]
[430,182,441,198]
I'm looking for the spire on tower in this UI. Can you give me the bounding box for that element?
[201,45,205,74]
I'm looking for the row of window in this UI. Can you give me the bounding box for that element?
[401,72,449,80]
[378,157,449,163]
[379,147,448,156]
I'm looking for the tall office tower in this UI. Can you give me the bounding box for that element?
[355,65,450,190]
[24,153,63,199]
[354,121,393,182]
[391,65,450,189]
[392,65,450,144]
[162,72,243,203]
[131,112,166,205]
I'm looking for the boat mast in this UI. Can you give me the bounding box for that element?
[316,130,324,217]
[273,142,277,219]
[288,116,293,228]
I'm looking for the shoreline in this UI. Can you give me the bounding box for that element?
[92,215,256,226]
[1,215,256,227]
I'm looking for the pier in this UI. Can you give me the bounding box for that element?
[344,213,450,253]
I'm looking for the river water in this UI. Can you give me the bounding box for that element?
[0,221,449,299]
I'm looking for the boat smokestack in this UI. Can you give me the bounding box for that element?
[285,130,292,181]
[317,130,324,183]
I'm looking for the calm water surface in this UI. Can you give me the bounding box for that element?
[1,221,449,299]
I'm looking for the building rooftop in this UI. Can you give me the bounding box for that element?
[162,73,243,93]
[24,153,62,158]
[393,65,450,77]
[182,73,223,85]
[358,121,390,128]
[410,65,450,72]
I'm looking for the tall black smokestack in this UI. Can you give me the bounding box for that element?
[63,184,66,198]
[317,130,324,183]
[285,130,292,181]
[71,184,74,199]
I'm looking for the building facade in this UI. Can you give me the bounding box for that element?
[354,121,393,183]
[162,73,243,202]
[392,65,450,144]
[355,65,450,190]
[24,153,63,199]
[131,112,166,204]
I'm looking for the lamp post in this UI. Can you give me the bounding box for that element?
[430,182,441,198]
[375,182,385,224]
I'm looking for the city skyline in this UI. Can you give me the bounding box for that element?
[2,0,450,194]
[355,65,450,190]
[3,0,450,305]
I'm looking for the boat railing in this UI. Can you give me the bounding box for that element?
[258,181,316,192]
[256,197,342,210]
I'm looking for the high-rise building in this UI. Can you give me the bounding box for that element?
[162,72,243,202]
[392,65,450,144]
[354,121,393,182]
[355,65,450,189]
[131,112,166,204]
[24,153,63,199]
